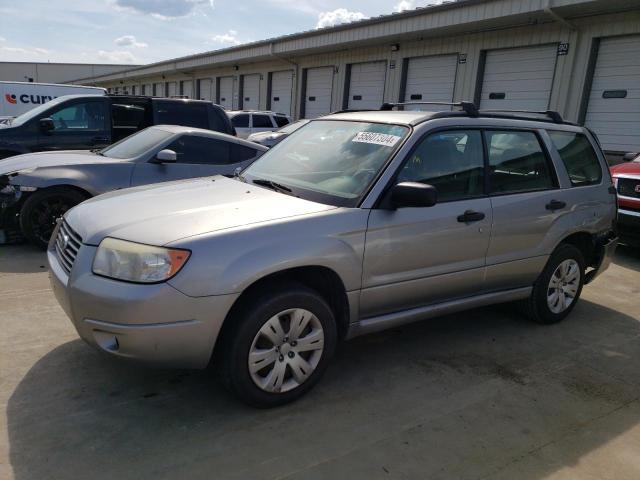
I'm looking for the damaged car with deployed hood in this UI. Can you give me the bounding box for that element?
[0,125,267,248]
[48,103,617,407]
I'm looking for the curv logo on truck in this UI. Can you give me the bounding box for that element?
[4,93,57,105]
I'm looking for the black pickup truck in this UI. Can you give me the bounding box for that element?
[0,94,234,159]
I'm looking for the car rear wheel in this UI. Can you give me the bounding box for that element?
[19,187,88,250]
[220,283,337,408]
[521,244,585,324]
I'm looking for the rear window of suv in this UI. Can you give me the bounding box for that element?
[154,101,209,129]
[549,131,602,186]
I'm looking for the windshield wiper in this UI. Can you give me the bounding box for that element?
[90,148,104,155]
[252,178,292,193]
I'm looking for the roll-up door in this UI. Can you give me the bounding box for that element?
[153,83,163,96]
[347,61,386,110]
[241,74,260,110]
[197,78,213,101]
[585,35,640,152]
[270,70,293,116]
[404,54,458,110]
[166,81,177,97]
[479,44,558,111]
[304,66,333,119]
[181,80,193,98]
[218,77,233,109]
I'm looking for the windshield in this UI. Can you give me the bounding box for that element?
[101,127,174,159]
[8,96,72,127]
[278,119,310,134]
[242,120,409,207]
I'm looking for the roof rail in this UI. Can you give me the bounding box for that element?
[380,101,479,116]
[481,109,564,124]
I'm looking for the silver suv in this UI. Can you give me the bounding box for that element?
[48,103,618,407]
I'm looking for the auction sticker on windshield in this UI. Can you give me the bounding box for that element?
[352,131,401,147]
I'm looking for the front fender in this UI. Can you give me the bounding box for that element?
[167,209,369,297]
[9,163,133,196]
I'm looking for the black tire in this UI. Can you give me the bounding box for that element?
[219,283,337,408]
[19,187,88,250]
[521,244,585,325]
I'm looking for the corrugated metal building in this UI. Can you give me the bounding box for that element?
[73,0,640,154]
[0,62,139,84]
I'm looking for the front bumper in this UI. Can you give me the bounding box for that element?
[617,208,640,246]
[48,241,240,369]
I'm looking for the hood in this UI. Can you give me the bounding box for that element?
[66,176,336,246]
[0,150,123,175]
[610,161,640,176]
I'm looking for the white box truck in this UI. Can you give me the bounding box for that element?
[0,81,106,120]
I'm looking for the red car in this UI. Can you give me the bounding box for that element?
[610,153,640,246]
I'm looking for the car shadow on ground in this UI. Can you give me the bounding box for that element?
[7,300,640,479]
[0,245,47,274]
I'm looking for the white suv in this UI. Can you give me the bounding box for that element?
[227,111,292,139]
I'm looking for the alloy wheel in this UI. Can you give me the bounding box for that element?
[547,259,580,314]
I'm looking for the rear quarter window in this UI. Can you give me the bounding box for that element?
[548,131,602,186]
[154,101,209,129]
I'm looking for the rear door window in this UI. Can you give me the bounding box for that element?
[548,131,602,186]
[154,101,209,129]
[485,130,555,194]
[165,135,230,164]
[231,114,250,128]
[252,114,274,128]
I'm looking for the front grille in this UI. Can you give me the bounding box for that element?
[54,220,83,274]
[618,177,640,199]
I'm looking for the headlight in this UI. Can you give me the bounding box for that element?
[92,238,191,283]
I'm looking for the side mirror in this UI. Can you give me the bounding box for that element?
[622,152,639,162]
[152,149,177,164]
[391,182,437,208]
[39,118,54,133]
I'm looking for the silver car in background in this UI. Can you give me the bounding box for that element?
[0,125,267,248]
[48,105,617,407]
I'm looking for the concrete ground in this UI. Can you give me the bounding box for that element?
[1,245,640,480]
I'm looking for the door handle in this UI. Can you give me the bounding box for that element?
[545,200,566,211]
[457,210,485,223]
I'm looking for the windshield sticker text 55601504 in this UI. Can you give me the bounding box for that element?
[352,131,402,147]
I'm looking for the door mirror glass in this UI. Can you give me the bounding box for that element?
[391,182,437,208]
[39,118,54,133]
[153,149,177,163]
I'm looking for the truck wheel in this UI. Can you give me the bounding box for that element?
[19,187,88,250]
[220,283,337,408]
[521,244,585,324]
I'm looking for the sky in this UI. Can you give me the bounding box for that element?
[0,0,443,66]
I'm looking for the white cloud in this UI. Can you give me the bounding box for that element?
[97,50,137,63]
[394,0,414,12]
[316,8,366,29]
[0,36,6,43]
[0,44,49,56]
[114,35,148,48]
[113,0,213,19]
[211,30,241,45]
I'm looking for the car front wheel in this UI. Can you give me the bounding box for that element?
[19,187,88,250]
[220,284,337,407]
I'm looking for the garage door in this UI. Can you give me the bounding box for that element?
[404,54,458,110]
[153,83,163,96]
[197,78,213,101]
[585,35,640,152]
[166,81,177,97]
[218,76,234,109]
[181,80,193,98]
[270,70,293,116]
[241,74,260,110]
[304,67,333,118]
[479,44,558,111]
[348,61,387,110]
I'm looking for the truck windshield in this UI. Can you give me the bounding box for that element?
[241,120,409,207]
[8,96,73,127]
[100,127,174,159]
